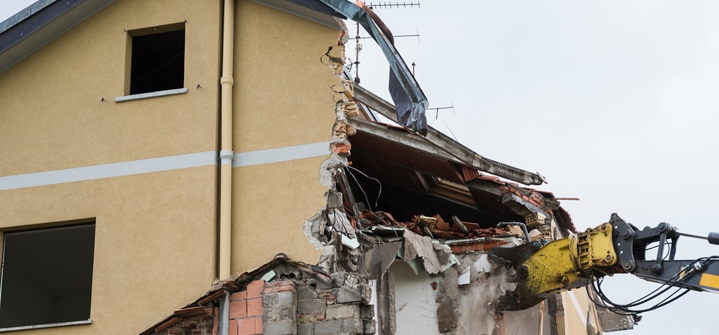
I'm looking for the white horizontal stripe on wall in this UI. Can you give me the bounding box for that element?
[232,141,329,167]
[0,141,332,191]
[0,151,217,191]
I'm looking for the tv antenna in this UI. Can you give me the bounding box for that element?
[367,2,420,9]
[351,2,420,83]
[428,101,455,121]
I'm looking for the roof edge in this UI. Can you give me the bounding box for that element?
[0,0,56,34]
[0,0,114,75]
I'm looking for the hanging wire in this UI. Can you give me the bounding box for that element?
[346,165,382,208]
[345,167,374,213]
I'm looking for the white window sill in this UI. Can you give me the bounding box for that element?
[0,319,92,332]
[115,88,187,102]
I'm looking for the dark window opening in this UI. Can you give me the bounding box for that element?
[0,223,95,328]
[130,28,185,95]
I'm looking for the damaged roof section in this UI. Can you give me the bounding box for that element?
[352,85,546,186]
[337,86,577,235]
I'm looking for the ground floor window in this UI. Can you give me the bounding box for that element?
[0,223,95,328]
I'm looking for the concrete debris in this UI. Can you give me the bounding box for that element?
[303,210,328,249]
[262,270,277,282]
[457,270,470,286]
[360,241,402,280]
[529,229,542,242]
[341,234,360,250]
[402,230,452,275]
[597,305,636,332]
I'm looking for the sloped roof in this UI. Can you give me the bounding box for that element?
[0,0,115,74]
[0,0,344,74]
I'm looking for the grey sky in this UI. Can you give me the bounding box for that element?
[1,1,718,334]
[354,2,719,334]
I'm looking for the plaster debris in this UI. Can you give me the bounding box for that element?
[328,208,355,239]
[457,270,470,286]
[401,230,448,275]
[341,234,360,250]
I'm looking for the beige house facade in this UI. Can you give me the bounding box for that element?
[0,1,630,334]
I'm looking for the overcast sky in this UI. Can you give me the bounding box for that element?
[354,2,719,334]
[2,1,719,334]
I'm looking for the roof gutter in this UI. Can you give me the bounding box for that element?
[353,85,546,186]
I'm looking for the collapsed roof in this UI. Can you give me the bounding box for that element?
[346,84,577,236]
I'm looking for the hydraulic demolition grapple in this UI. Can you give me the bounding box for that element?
[489,213,719,313]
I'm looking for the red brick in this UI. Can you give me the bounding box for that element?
[247,297,263,317]
[230,291,247,301]
[449,241,507,254]
[229,319,238,335]
[255,317,263,334]
[212,307,219,334]
[263,280,296,293]
[229,300,247,319]
[246,280,265,298]
[330,142,351,156]
[238,318,257,335]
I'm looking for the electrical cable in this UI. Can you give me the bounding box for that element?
[345,167,374,213]
[347,165,382,208]
[587,256,719,316]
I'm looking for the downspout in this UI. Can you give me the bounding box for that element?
[218,292,230,335]
[219,0,235,280]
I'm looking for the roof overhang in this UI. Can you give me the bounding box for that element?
[253,0,345,30]
[0,0,343,75]
[0,0,115,74]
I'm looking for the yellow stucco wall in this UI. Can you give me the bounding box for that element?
[0,167,217,335]
[0,0,221,176]
[0,0,221,334]
[233,0,339,152]
[232,156,329,273]
[230,1,340,273]
[0,0,344,332]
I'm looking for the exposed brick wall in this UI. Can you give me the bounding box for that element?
[151,272,378,335]
[230,280,265,335]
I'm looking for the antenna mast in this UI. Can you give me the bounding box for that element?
[352,2,420,83]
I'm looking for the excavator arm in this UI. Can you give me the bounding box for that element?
[489,213,719,312]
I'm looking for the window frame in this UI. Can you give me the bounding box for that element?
[0,222,96,331]
[117,22,187,102]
